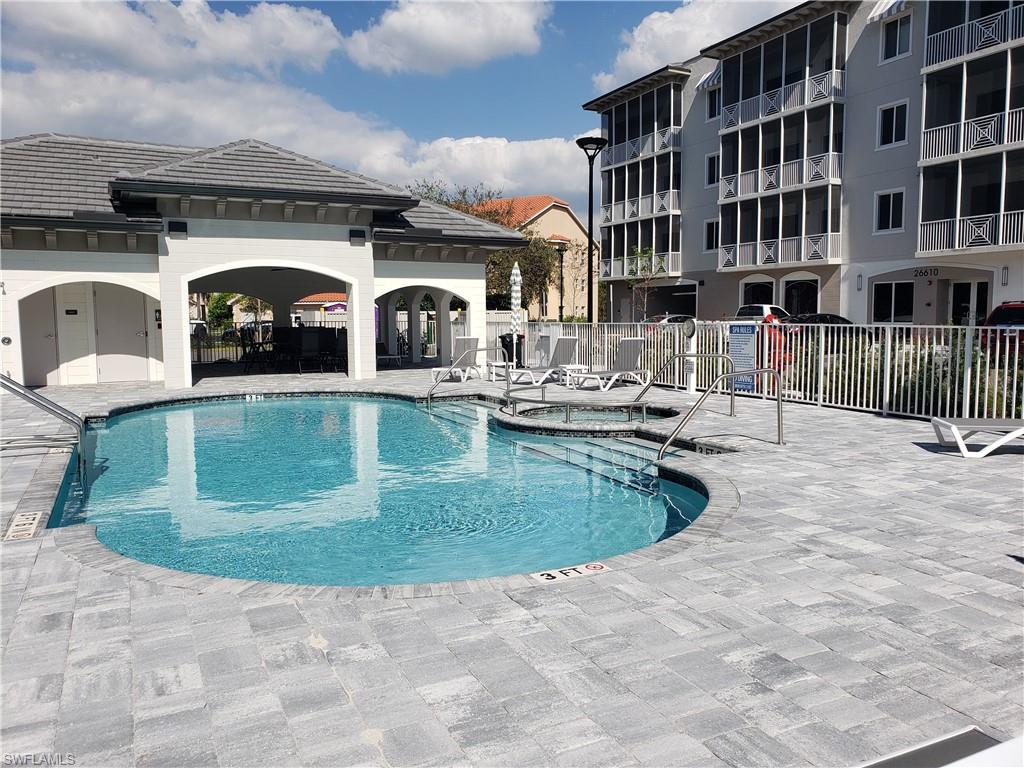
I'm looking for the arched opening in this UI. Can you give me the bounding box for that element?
[374,285,471,369]
[739,274,775,307]
[188,266,351,382]
[781,272,820,316]
[19,281,161,386]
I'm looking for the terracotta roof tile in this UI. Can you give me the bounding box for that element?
[295,292,348,304]
[473,195,570,228]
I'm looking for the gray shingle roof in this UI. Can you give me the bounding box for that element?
[1,133,524,247]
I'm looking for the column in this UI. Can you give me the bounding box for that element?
[435,291,455,365]
[159,269,191,389]
[347,276,376,380]
[402,289,425,363]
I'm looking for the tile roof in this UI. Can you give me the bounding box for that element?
[294,292,348,304]
[0,133,525,247]
[113,138,414,204]
[473,195,570,228]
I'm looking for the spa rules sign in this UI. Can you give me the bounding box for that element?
[729,324,756,392]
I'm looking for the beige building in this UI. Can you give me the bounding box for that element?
[477,195,598,321]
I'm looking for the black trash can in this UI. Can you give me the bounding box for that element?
[499,332,526,368]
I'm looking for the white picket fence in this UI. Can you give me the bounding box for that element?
[478,321,1023,421]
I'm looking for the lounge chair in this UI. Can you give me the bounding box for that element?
[508,337,580,386]
[566,337,650,392]
[376,341,402,368]
[931,416,1024,458]
[431,336,481,382]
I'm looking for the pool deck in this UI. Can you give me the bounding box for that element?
[1,371,1021,767]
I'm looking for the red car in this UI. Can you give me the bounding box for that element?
[980,301,1024,352]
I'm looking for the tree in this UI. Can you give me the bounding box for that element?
[207,293,233,326]
[408,178,557,308]
[626,247,660,322]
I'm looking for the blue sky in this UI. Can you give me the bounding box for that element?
[1,1,792,215]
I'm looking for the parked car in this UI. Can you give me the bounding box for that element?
[641,313,694,325]
[734,304,790,321]
[981,301,1024,351]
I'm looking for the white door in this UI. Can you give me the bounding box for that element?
[55,283,96,385]
[94,283,150,382]
[20,288,60,386]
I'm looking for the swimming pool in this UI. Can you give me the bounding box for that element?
[52,397,706,586]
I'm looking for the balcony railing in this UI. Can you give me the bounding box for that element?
[601,189,680,224]
[600,127,681,167]
[919,211,1024,252]
[601,251,682,280]
[718,152,842,201]
[925,5,1024,68]
[921,107,1024,160]
[720,69,845,130]
[718,233,841,269]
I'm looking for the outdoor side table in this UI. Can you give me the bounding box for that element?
[487,360,514,382]
[559,364,589,387]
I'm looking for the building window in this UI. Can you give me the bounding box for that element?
[878,101,908,148]
[875,189,905,233]
[706,88,721,121]
[881,14,912,62]
[705,153,720,187]
[704,219,720,252]
[872,281,914,323]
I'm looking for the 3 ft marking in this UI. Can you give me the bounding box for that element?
[531,562,607,583]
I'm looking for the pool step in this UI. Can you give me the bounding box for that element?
[521,442,656,495]
[556,442,654,476]
[427,405,484,429]
[613,436,690,461]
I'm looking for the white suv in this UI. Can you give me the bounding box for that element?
[735,304,789,321]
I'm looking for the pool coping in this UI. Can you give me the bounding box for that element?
[48,390,742,599]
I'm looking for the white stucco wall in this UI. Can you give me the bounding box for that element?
[0,249,161,384]
[159,218,376,388]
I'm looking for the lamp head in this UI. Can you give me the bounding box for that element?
[576,136,608,160]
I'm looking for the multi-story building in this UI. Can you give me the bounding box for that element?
[586,0,1024,324]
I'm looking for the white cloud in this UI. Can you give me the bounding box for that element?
[342,0,553,75]
[0,0,342,76]
[0,1,591,217]
[593,0,797,92]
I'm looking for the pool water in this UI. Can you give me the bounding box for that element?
[53,397,706,585]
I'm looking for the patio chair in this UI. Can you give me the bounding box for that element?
[431,336,481,382]
[508,337,579,386]
[297,328,324,374]
[931,416,1024,459]
[325,329,348,373]
[566,337,650,392]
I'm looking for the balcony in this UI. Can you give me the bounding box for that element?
[918,211,1024,253]
[718,152,842,202]
[600,251,682,279]
[718,233,841,270]
[924,5,1024,69]
[720,69,845,131]
[600,189,680,225]
[600,127,681,168]
[921,108,1024,161]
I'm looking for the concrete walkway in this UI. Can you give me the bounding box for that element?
[1,372,1021,767]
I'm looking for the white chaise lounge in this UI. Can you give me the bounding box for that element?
[431,336,481,382]
[566,337,649,392]
[508,337,580,386]
[931,416,1024,458]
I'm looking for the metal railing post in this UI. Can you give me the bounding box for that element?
[882,325,893,416]
[817,324,826,407]
[961,323,975,418]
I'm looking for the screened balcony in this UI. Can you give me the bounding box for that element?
[925,1,1024,69]
[599,215,682,280]
[922,48,1024,160]
[718,186,842,270]
[599,83,683,168]
[918,151,1024,251]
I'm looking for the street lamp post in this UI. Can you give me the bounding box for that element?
[576,136,608,324]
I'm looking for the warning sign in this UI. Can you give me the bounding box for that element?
[729,324,757,392]
[530,562,608,583]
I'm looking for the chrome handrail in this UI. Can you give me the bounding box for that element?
[0,373,87,477]
[426,346,509,408]
[634,353,736,417]
[656,368,784,460]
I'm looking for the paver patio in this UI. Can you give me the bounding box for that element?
[1,370,1021,767]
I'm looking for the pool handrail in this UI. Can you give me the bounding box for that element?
[0,373,87,478]
[634,353,736,418]
[426,345,509,408]
[656,368,784,460]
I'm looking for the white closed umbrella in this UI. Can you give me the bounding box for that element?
[510,261,522,368]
